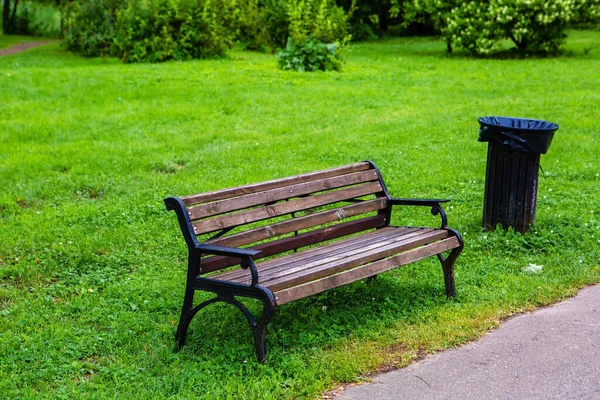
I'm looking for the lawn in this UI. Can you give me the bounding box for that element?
[1,30,599,399]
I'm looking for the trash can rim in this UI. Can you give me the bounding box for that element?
[478,116,559,133]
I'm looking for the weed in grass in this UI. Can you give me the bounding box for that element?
[0,30,599,399]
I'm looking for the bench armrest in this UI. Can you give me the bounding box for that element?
[194,243,260,258]
[388,198,450,206]
[194,244,261,286]
[388,198,450,228]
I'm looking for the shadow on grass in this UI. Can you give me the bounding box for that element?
[180,273,447,363]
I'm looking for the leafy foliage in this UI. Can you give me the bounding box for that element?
[63,0,120,57]
[261,0,352,48]
[274,0,351,72]
[61,0,351,63]
[411,0,600,55]
[286,0,351,43]
[276,35,342,71]
[113,0,235,63]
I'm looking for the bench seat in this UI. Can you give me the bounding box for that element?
[212,226,460,305]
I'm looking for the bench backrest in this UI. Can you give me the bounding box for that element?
[178,162,390,273]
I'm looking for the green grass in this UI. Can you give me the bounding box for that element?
[1,30,600,399]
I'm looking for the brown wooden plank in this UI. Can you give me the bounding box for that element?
[273,237,460,305]
[213,227,409,282]
[181,162,373,206]
[207,194,386,249]
[257,229,448,291]
[189,169,380,222]
[200,215,386,273]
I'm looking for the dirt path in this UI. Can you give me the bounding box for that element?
[0,41,54,56]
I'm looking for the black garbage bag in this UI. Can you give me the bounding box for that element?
[478,116,559,154]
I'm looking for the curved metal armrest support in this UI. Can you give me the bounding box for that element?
[389,198,450,228]
[194,244,261,287]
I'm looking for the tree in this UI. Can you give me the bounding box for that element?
[2,0,20,34]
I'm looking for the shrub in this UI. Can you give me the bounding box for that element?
[228,0,272,50]
[61,0,354,63]
[287,0,351,43]
[262,0,352,48]
[276,35,343,71]
[275,0,351,72]
[20,1,62,37]
[412,0,600,56]
[260,0,291,48]
[63,0,120,57]
[113,0,236,63]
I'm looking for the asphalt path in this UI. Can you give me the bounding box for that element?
[338,284,600,400]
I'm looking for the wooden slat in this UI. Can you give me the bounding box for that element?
[189,169,380,222]
[213,227,406,282]
[255,229,448,291]
[207,195,386,249]
[181,162,373,206]
[200,215,386,273]
[273,237,460,305]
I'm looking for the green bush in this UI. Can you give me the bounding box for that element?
[259,0,291,47]
[275,0,350,72]
[228,0,272,50]
[20,1,62,37]
[276,35,343,71]
[63,0,120,57]
[113,0,236,63]
[287,0,351,43]
[261,0,352,48]
[61,0,353,62]
[412,0,600,55]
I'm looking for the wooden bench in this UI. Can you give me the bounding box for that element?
[164,161,463,362]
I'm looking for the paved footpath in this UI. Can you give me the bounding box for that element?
[338,284,600,400]
[0,41,53,56]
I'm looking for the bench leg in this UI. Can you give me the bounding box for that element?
[176,292,220,349]
[175,287,196,348]
[217,293,276,363]
[251,299,276,363]
[175,287,277,363]
[437,229,464,298]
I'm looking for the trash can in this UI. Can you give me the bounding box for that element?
[478,116,559,233]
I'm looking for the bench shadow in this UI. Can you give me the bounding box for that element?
[177,269,449,363]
